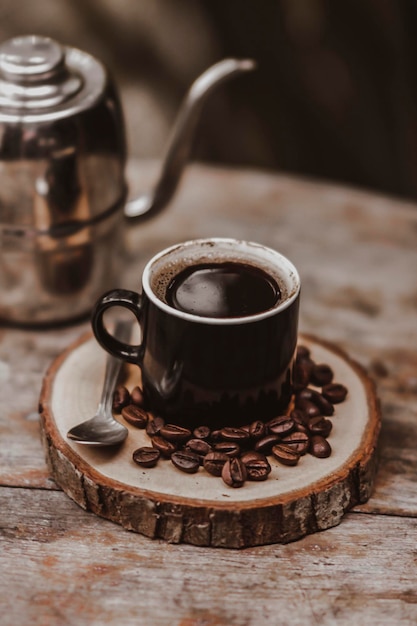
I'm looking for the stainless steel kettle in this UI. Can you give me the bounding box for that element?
[0,35,254,326]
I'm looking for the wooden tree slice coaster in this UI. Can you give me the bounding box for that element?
[39,332,380,549]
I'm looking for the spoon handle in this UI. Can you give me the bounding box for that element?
[97,320,132,414]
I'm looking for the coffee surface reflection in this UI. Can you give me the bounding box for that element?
[166,261,281,318]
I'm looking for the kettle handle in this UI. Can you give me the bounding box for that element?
[124,58,256,220]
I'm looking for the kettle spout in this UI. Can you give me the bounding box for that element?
[124,58,256,220]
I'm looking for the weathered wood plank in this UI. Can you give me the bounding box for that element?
[1,487,416,626]
[0,325,86,489]
[1,163,417,622]
[355,387,417,516]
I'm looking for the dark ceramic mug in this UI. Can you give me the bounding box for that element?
[91,238,300,428]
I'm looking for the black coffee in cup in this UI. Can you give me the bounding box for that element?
[165,261,281,318]
[92,238,300,428]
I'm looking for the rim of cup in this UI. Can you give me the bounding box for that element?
[142,238,300,326]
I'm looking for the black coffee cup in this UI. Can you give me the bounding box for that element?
[91,238,300,428]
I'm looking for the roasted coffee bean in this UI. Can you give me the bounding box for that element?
[171,450,200,474]
[291,408,309,425]
[248,420,267,440]
[240,450,267,464]
[296,388,334,416]
[193,425,211,440]
[245,459,271,482]
[112,385,131,413]
[131,385,145,406]
[293,422,309,435]
[241,451,271,481]
[203,451,229,476]
[272,443,300,466]
[221,457,247,488]
[281,431,310,455]
[296,388,314,401]
[296,345,311,361]
[186,438,212,455]
[291,409,310,433]
[295,397,321,418]
[132,446,160,468]
[121,404,148,428]
[160,424,192,443]
[313,393,334,416]
[151,435,176,458]
[310,435,332,458]
[214,441,241,458]
[210,429,223,443]
[294,357,314,389]
[220,427,251,444]
[308,416,333,438]
[254,434,281,455]
[311,363,334,387]
[146,416,165,437]
[322,383,348,404]
[185,438,212,459]
[267,415,295,436]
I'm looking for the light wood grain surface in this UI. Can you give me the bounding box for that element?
[1,161,417,625]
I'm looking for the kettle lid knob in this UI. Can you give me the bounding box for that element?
[0,35,65,79]
[0,35,85,111]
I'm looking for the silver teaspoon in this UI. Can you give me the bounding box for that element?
[67,320,131,446]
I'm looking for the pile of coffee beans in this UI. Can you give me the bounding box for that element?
[113,345,348,488]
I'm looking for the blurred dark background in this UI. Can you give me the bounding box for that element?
[2,0,417,199]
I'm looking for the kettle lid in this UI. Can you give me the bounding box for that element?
[0,35,106,123]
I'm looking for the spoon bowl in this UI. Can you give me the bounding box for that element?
[67,414,128,447]
[67,320,131,446]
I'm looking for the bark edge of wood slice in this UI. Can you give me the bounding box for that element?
[39,332,381,549]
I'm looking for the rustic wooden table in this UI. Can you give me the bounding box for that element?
[1,161,416,625]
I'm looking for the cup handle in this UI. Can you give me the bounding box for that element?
[91,289,144,365]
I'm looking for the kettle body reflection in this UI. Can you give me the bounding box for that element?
[0,35,254,325]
